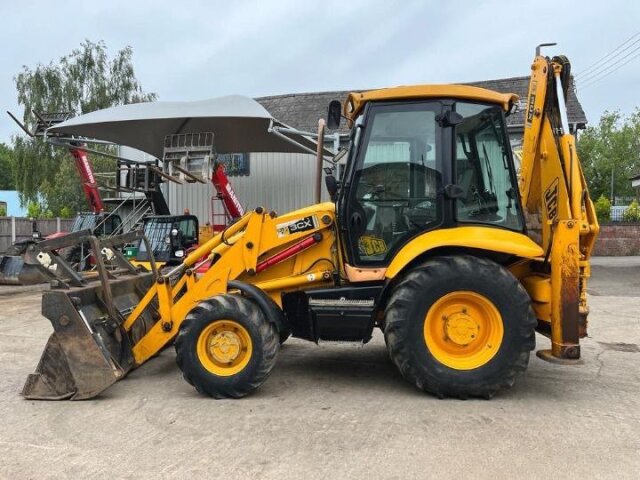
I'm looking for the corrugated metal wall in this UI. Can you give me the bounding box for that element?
[166,152,330,224]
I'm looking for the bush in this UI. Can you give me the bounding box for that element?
[0,205,6,216]
[26,201,42,219]
[60,206,73,218]
[623,200,640,222]
[594,195,611,222]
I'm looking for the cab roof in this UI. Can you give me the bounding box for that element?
[344,85,519,121]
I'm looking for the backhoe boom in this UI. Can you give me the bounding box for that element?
[518,49,599,360]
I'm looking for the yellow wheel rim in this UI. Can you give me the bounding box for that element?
[423,291,504,370]
[197,320,253,376]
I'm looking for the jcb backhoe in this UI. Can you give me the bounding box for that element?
[22,46,598,400]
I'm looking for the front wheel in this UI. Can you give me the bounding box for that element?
[384,255,536,399]
[175,294,279,398]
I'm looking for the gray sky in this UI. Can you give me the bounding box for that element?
[1,0,638,143]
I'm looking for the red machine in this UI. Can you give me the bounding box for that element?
[210,162,244,231]
[69,147,104,213]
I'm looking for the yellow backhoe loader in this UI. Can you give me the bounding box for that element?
[22,45,598,400]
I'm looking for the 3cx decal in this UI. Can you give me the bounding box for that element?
[544,178,559,221]
[276,215,318,238]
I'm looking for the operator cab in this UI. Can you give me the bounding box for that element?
[136,214,199,264]
[334,88,524,267]
[71,212,123,236]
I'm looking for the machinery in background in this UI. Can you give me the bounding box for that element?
[128,214,199,270]
[162,132,245,246]
[1,111,120,284]
[210,160,245,231]
[1,110,177,284]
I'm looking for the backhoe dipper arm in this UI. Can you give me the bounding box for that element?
[518,50,599,360]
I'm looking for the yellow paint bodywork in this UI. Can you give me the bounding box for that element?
[129,260,164,271]
[119,52,598,371]
[197,320,253,376]
[517,54,599,358]
[344,85,518,121]
[126,203,338,365]
[423,290,504,370]
[385,226,544,279]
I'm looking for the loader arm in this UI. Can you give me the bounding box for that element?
[121,204,337,366]
[518,50,599,360]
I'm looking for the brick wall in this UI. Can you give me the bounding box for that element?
[593,224,640,256]
[526,211,640,256]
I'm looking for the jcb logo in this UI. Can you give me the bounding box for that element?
[544,178,559,221]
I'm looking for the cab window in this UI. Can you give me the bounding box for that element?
[347,102,442,265]
[454,102,522,230]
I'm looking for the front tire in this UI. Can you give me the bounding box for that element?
[384,255,536,399]
[175,294,279,398]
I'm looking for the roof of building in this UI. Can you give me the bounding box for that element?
[257,76,587,134]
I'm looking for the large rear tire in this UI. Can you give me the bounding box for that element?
[175,294,279,398]
[384,255,536,399]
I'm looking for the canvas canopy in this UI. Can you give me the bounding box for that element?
[47,95,327,158]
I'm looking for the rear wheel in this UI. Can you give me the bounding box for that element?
[175,294,279,398]
[384,255,535,399]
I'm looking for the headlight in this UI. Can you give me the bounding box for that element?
[171,228,179,236]
[174,250,184,258]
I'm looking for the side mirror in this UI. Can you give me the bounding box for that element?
[327,100,342,130]
[325,174,339,201]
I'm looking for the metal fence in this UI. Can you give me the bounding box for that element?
[0,217,74,253]
[609,206,629,222]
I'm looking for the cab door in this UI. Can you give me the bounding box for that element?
[339,101,444,267]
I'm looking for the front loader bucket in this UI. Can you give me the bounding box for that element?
[22,272,156,400]
[0,255,46,285]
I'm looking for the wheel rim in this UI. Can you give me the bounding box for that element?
[423,291,504,370]
[197,320,253,376]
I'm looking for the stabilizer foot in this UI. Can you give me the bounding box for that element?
[536,349,584,365]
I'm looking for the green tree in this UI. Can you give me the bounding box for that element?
[0,143,15,190]
[12,40,156,215]
[578,109,640,202]
[0,205,6,216]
